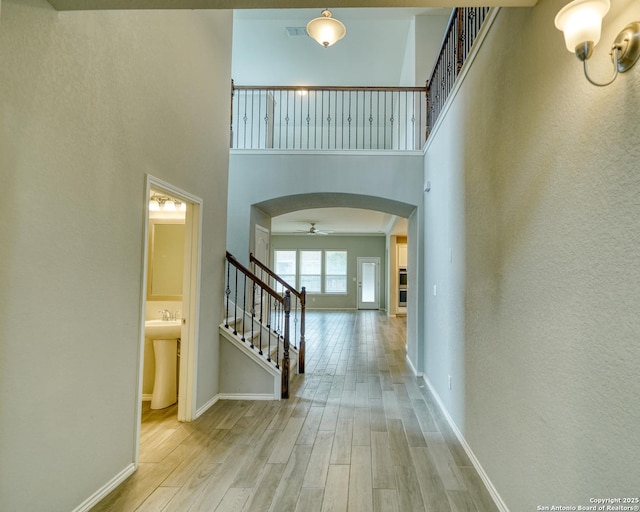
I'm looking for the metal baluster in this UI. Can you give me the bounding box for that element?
[376,90,380,149]
[285,91,296,149]
[369,91,373,149]
[314,91,318,149]
[252,89,258,149]
[250,277,256,348]
[348,91,352,149]
[259,287,264,354]
[243,91,249,148]
[340,90,344,149]
[233,266,238,335]
[333,91,338,149]
[320,90,324,149]
[355,90,359,149]
[278,89,283,149]
[241,273,247,341]
[307,91,311,149]
[389,90,394,150]
[327,90,331,150]
[225,258,230,328]
[266,293,271,359]
[274,296,280,369]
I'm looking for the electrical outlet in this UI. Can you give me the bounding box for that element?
[448,375,452,390]
[433,285,437,296]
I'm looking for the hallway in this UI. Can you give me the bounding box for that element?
[92,311,498,511]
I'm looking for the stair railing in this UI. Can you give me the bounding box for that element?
[250,253,306,374]
[225,251,291,398]
[426,7,492,137]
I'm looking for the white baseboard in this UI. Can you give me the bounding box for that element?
[141,394,152,402]
[72,463,136,512]
[405,354,423,378]
[218,393,278,401]
[422,376,509,512]
[195,393,220,419]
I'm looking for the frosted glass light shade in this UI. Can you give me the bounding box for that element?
[555,0,610,52]
[306,10,346,48]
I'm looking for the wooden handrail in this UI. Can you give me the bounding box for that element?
[226,251,283,303]
[250,253,303,302]
[233,85,427,93]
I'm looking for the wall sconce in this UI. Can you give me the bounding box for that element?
[306,9,346,48]
[555,0,640,86]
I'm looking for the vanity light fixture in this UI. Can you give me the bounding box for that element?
[555,0,640,86]
[306,9,346,48]
[149,194,186,212]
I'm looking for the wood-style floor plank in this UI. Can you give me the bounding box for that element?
[90,311,499,512]
[320,464,350,512]
[347,445,374,512]
[373,488,400,512]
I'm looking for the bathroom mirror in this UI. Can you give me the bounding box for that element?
[147,220,185,301]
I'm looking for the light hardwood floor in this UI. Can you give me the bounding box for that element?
[91,311,499,512]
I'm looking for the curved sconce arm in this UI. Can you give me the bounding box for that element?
[582,44,621,87]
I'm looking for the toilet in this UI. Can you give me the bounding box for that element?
[150,338,178,409]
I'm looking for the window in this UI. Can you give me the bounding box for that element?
[300,250,322,293]
[273,249,349,294]
[274,250,296,292]
[325,250,347,293]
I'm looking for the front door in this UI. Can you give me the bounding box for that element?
[357,257,380,310]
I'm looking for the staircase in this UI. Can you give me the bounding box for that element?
[220,252,305,399]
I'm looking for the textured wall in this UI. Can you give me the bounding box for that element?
[0,2,231,510]
[424,0,640,508]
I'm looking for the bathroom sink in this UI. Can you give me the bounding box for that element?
[145,319,181,339]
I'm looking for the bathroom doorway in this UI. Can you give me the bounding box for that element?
[137,176,202,456]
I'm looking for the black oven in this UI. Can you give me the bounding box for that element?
[399,268,407,286]
[399,288,407,307]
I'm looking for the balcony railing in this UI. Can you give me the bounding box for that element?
[230,7,491,151]
[426,7,491,136]
[231,85,427,151]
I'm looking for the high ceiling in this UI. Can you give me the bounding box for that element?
[48,0,537,10]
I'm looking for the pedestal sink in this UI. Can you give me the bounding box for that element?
[144,319,181,339]
[144,320,181,409]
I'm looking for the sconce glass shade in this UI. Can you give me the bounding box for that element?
[306,9,346,48]
[149,199,160,211]
[555,0,610,53]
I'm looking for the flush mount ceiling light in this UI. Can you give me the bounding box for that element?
[306,9,346,48]
[555,0,640,86]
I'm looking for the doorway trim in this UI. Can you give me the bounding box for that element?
[357,257,380,310]
[136,175,203,461]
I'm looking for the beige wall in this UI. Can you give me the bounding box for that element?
[424,0,640,508]
[0,1,231,510]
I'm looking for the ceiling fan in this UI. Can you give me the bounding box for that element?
[297,222,334,235]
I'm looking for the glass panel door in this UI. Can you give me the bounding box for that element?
[357,257,380,310]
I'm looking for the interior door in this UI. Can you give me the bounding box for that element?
[254,224,270,267]
[357,257,380,310]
